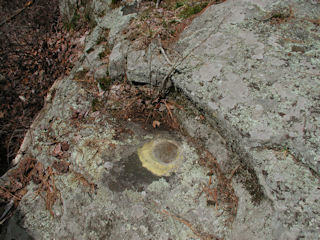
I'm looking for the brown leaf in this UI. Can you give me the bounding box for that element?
[61,142,69,151]
[166,102,175,110]
[52,143,62,157]
[109,143,116,149]
[152,120,161,128]
[52,160,70,174]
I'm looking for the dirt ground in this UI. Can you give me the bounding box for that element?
[0,0,84,176]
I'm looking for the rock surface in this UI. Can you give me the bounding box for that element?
[172,1,320,237]
[110,0,320,237]
[1,0,320,239]
[174,0,320,173]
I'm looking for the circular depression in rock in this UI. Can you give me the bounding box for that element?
[152,141,179,164]
[137,139,183,176]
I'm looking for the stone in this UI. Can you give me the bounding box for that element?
[125,43,171,86]
[170,0,320,238]
[2,0,320,239]
[108,41,129,79]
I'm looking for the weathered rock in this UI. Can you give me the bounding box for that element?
[81,4,135,82]
[107,0,320,238]
[0,74,233,239]
[1,4,233,239]
[170,0,320,238]
[174,0,320,173]
[109,41,172,85]
[59,0,110,27]
[126,43,171,85]
[250,149,320,239]
[108,41,129,79]
[59,0,78,24]
[2,0,320,239]
[98,7,135,47]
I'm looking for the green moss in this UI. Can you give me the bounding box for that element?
[162,20,168,29]
[272,12,286,19]
[179,2,208,19]
[270,7,292,20]
[161,0,185,10]
[175,2,184,9]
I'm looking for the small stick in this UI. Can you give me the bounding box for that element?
[159,46,173,66]
[163,100,173,120]
[161,208,220,240]
[0,186,21,201]
[148,44,153,83]
[158,37,173,66]
[228,165,240,180]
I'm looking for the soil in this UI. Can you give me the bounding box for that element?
[0,0,84,176]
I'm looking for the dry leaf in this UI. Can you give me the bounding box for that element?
[152,120,161,128]
[109,143,116,149]
[158,103,166,112]
[52,160,70,174]
[166,102,175,110]
[52,143,62,157]
[61,142,69,151]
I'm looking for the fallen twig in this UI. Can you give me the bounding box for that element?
[228,165,240,180]
[71,170,96,193]
[158,205,221,240]
[0,186,21,201]
[158,37,173,66]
